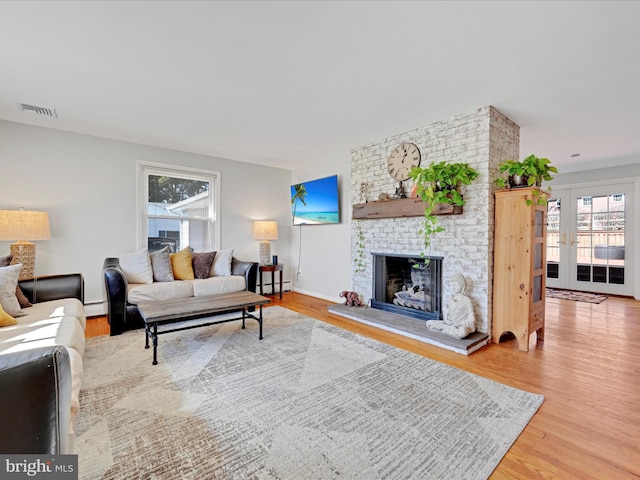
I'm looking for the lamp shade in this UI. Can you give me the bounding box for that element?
[252,221,278,241]
[0,210,51,241]
[0,209,51,280]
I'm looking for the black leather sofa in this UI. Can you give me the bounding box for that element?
[18,273,84,304]
[103,257,259,335]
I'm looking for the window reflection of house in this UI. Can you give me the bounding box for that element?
[148,237,178,252]
[147,191,211,252]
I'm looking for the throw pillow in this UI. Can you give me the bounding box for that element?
[0,264,24,317]
[170,247,195,280]
[0,254,32,307]
[120,249,153,284]
[150,247,174,282]
[192,251,216,279]
[1,254,32,307]
[211,248,233,276]
[0,254,12,267]
[0,303,17,327]
[15,286,32,308]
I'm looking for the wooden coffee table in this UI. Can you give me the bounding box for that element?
[137,291,271,365]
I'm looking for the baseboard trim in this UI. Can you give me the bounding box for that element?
[291,287,341,304]
[84,303,106,317]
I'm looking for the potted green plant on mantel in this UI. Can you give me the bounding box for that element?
[494,154,558,206]
[408,161,480,253]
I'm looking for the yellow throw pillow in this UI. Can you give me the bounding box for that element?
[0,303,17,327]
[170,247,195,280]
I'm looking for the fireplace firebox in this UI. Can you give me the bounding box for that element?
[371,253,443,322]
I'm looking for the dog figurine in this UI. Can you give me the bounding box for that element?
[340,290,363,307]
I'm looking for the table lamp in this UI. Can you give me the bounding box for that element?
[0,209,51,280]
[252,220,278,266]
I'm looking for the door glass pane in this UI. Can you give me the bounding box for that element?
[609,267,625,284]
[575,194,625,285]
[577,265,591,282]
[546,198,560,278]
[593,266,607,283]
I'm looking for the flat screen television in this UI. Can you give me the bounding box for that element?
[291,174,340,225]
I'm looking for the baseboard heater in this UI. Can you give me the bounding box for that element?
[260,280,292,295]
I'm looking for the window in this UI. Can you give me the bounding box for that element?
[138,161,220,252]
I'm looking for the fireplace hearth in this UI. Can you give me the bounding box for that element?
[372,253,443,322]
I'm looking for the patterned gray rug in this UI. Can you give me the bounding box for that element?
[75,307,543,480]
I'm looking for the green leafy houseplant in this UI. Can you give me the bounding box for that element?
[353,220,366,274]
[408,161,479,253]
[495,154,558,206]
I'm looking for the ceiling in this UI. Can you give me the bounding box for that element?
[1,1,639,173]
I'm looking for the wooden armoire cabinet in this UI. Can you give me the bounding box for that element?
[492,187,549,351]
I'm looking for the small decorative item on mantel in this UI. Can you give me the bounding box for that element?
[394,181,407,199]
[359,182,370,203]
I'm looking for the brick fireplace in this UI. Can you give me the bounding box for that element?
[349,106,520,336]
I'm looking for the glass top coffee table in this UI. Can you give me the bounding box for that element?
[137,291,271,365]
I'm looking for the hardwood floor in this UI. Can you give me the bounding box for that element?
[86,292,640,479]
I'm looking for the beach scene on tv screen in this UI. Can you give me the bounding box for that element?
[291,175,339,225]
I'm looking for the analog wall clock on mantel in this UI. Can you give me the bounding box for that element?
[387,142,421,181]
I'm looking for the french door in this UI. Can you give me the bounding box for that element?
[546,183,634,296]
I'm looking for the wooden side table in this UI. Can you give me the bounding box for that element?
[259,264,284,299]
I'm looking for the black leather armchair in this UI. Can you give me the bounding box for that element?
[0,346,72,454]
[103,257,259,336]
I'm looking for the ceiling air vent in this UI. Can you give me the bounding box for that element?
[17,102,58,118]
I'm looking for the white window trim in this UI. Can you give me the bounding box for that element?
[136,160,221,250]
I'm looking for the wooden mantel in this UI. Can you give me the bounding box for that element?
[352,197,463,220]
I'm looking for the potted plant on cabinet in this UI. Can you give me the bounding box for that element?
[494,154,558,205]
[408,161,479,252]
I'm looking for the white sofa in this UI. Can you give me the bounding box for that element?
[0,269,85,454]
[127,273,247,304]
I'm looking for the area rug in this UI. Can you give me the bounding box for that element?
[546,288,608,304]
[75,307,543,480]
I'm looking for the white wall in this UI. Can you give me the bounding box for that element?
[0,120,292,312]
[551,163,640,185]
[289,157,352,302]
